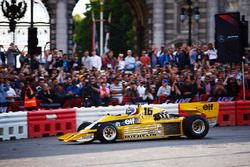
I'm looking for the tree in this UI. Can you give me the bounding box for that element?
[72,0,134,57]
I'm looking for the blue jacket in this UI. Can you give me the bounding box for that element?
[159,54,170,67]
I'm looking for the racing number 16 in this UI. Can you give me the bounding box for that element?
[144,108,153,115]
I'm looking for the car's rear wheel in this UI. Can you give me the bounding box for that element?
[77,122,92,132]
[97,123,118,143]
[183,115,209,139]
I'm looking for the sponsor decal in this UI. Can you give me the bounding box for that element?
[115,122,121,127]
[124,133,157,139]
[124,118,135,125]
[144,107,153,115]
[157,124,162,135]
[203,104,213,110]
[218,35,225,43]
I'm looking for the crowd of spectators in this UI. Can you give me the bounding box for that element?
[0,42,250,113]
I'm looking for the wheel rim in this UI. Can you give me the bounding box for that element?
[192,119,205,134]
[103,126,117,141]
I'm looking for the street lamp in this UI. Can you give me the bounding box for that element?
[1,0,27,42]
[179,0,200,46]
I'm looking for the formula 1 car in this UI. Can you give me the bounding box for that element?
[58,102,218,143]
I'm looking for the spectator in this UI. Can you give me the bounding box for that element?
[0,77,9,113]
[125,50,136,72]
[85,76,101,106]
[54,83,72,105]
[62,54,70,72]
[124,80,139,104]
[90,50,102,70]
[137,80,146,98]
[176,48,187,68]
[140,50,151,67]
[180,77,197,97]
[151,49,158,68]
[225,75,239,97]
[105,50,117,70]
[6,43,18,67]
[37,83,54,103]
[212,78,227,96]
[204,43,218,65]
[110,77,123,104]
[81,50,91,69]
[159,48,170,67]
[24,80,37,111]
[1,42,250,112]
[170,80,181,98]
[117,53,125,71]
[6,79,17,108]
[19,51,27,68]
[100,82,110,106]
[203,75,214,96]
[157,79,171,103]
[0,45,5,65]
[142,87,154,104]
[66,79,81,97]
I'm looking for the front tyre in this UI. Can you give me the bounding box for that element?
[183,115,209,139]
[97,123,118,143]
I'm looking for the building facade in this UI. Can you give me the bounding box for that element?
[43,0,250,53]
[1,0,250,53]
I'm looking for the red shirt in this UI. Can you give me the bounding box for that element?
[140,55,151,67]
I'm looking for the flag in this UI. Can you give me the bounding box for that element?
[104,13,111,54]
[92,12,99,53]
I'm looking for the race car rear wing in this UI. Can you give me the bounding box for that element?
[179,102,219,126]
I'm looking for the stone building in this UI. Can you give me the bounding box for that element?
[0,0,249,53]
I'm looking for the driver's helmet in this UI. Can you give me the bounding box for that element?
[126,106,137,115]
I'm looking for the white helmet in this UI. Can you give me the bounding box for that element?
[126,106,137,115]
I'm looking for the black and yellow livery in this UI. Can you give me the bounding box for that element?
[58,102,219,143]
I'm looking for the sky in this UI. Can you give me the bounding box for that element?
[72,0,89,17]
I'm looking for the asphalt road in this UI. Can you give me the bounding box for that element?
[0,126,250,167]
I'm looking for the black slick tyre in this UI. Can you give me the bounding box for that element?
[97,123,118,143]
[183,115,209,139]
[77,122,92,132]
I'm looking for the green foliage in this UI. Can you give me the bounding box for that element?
[72,0,134,56]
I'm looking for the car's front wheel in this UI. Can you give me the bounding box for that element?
[97,123,118,143]
[183,115,209,139]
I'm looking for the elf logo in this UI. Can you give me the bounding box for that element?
[203,104,213,110]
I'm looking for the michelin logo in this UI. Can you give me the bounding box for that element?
[124,133,157,139]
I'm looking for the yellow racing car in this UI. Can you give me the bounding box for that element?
[58,103,218,143]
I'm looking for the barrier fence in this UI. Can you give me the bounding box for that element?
[6,96,240,112]
[0,112,27,141]
[28,109,76,138]
[0,101,249,141]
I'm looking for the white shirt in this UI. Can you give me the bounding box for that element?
[157,85,171,97]
[47,54,53,69]
[90,55,102,70]
[6,87,16,102]
[118,60,125,70]
[36,54,46,64]
[205,49,218,60]
[137,85,146,97]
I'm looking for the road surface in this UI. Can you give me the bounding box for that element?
[0,126,250,167]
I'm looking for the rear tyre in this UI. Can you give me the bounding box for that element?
[183,115,209,139]
[97,123,118,143]
[77,122,92,132]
